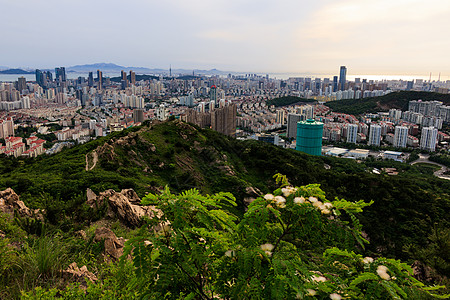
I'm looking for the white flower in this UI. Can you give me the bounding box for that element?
[225,250,235,257]
[329,293,342,300]
[274,196,286,208]
[324,202,333,209]
[264,250,272,256]
[313,201,323,208]
[309,196,318,203]
[264,194,275,201]
[281,186,297,197]
[363,257,374,264]
[312,275,327,282]
[377,265,390,280]
[377,265,388,272]
[260,243,274,251]
[321,209,331,215]
[306,289,317,296]
[294,196,305,204]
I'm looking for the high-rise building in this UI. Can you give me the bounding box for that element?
[121,70,128,89]
[35,69,45,87]
[17,77,27,94]
[393,126,408,148]
[339,66,347,91]
[420,126,438,151]
[129,70,136,86]
[286,113,303,138]
[211,103,237,137]
[333,76,338,92]
[276,110,285,125]
[133,109,145,123]
[368,124,381,146]
[210,85,217,108]
[0,117,14,139]
[97,70,103,90]
[88,72,94,87]
[296,119,324,156]
[346,124,358,143]
[55,67,66,82]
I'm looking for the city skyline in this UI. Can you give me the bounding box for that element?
[1,0,450,76]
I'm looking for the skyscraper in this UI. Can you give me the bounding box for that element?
[393,126,408,148]
[339,66,347,91]
[346,124,358,143]
[129,70,136,86]
[210,85,217,108]
[420,126,438,151]
[286,114,303,139]
[333,76,338,92]
[17,77,27,94]
[368,124,381,146]
[97,70,103,90]
[35,69,45,87]
[55,67,66,82]
[88,72,94,87]
[211,103,237,137]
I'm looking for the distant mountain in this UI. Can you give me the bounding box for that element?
[67,62,234,76]
[0,68,34,74]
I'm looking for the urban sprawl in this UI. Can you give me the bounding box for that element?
[1,66,450,162]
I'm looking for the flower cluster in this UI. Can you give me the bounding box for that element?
[260,243,274,256]
[362,257,374,264]
[264,188,334,215]
[264,194,286,208]
[281,186,297,197]
[329,293,342,300]
[376,265,390,280]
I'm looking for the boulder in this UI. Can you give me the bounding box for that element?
[94,227,125,261]
[0,188,44,220]
[62,262,98,289]
[87,188,161,228]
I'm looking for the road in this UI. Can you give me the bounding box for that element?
[410,154,450,180]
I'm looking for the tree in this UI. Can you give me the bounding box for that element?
[122,174,445,299]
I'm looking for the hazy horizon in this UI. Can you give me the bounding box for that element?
[1,0,450,76]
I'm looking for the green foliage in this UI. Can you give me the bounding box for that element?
[0,119,448,288]
[430,153,450,168]
[114,179,444,299]
[266,95,316,107]
[326,91,450,115]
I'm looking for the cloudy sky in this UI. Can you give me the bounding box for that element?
[2,0,450,76]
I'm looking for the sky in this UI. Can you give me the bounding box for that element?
[1,0,450,76]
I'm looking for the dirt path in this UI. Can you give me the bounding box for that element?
[85,151,98,171]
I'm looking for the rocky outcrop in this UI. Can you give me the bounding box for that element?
[62,262,98,289]
[86,188,161,228]
[94,227,125,261]
[0,188,44,220]
[244,186,262,205]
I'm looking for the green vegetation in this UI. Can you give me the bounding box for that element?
[12,177,448,299]
[267,96,316,107]
[0,120,449,298]
[430,153,450,168]
[325,91,450,115]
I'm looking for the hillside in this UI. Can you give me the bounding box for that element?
[266,95,316,107]
[0,120,449,271]
[325,91,450,115]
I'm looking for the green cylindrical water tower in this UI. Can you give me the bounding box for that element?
[296,119,323,156]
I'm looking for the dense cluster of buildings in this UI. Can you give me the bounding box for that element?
[1,65,450,159]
